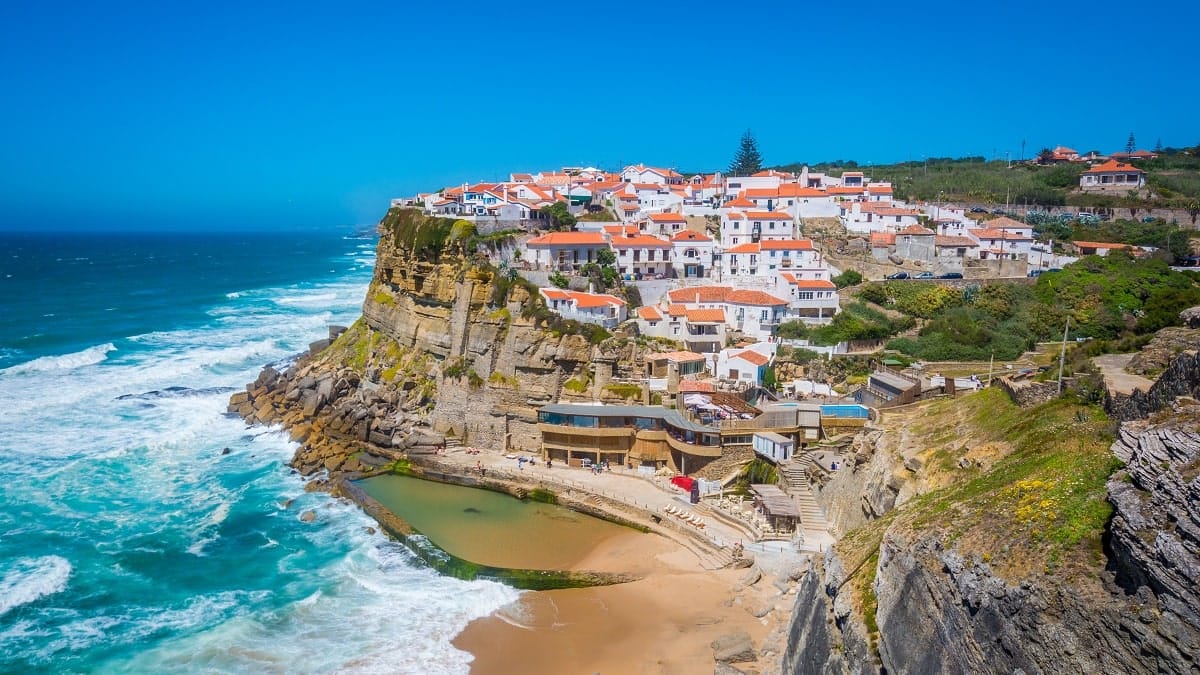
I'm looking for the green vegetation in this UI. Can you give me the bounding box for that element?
[778,302,914,346]
[372,290,396,306]
[738,459,778,488]
[832,269,863,288]
[775,345,822,364]
[1034,218,1192,260]
[728,129,763,175]
[539,202,576,230]
[442,358,469,379]
[549,271,569,289]
[466,369,484,389]
[905,389,1121,569]
[578,208,619,222]
[563,376,589,393]
[603,383,643,400]
[526,488,558,505]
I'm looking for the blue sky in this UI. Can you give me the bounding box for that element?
[1,1,1195,230]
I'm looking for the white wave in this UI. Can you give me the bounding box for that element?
[0,343,115,375]
[0,556,72,616]
[225,292,242,299]
[273,292,339,307]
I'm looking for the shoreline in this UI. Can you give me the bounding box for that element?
[332,454,791,673]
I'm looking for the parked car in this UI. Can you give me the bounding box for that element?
[969,207,988,213]
[937,272,964,279]
[914,272,936,279]
[1028,269,1043,277]
[885,271,909,280]
[991,208,1006,215]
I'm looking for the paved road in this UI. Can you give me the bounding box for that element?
[1093,353,1155,395]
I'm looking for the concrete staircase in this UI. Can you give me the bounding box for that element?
[779,457,831,537]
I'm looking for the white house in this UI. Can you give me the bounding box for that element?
[724,174,781,198]
[646,212,687,235]
[621,164,683,185]
[968,217,1033,261]
[539,289,627,328]
[525,231,612,272]
[670,230,715,279]
[1080,160,1146,192]
[841,201,923,234]
[778,273,839,322]
[610,233,672,278]
[752,431,795,462]
[666,286,791,340]
[716,342,775,387]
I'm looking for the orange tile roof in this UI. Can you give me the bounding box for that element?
[935,235,977,247]
[743,188,779,199]
[648,212,686,221]
[526,231,609,247]
[870,232,896,246]
[671,230,712,242]
[725,212,746,220]
[1073,240,1132,250]
[685,308,726,322]
[898,225,935,235]
[827,186,864,195]
[723,197,756,208]
[792,279,836,289]
[1084,159,1144,174]
[610,235,672,249]
[568,291,626,308]
[969,228,1031,241]
[622,204,640,211]
[668,286,730,303]
[985,216,1028,230]
[679,380,715,393]
[604,225,641,236]
[776,185,828,198]
[725,242,761,254]
[726,289,788,306]
[733,350,770,366]
[866,183,894,193]
[843,171,864,176]
[638,306,663,320]
[667,304,689,316]
[759,239,814,250]
[745,211,792,220]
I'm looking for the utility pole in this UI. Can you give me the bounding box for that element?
[1057,316,1071,394]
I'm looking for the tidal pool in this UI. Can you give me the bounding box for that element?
[358,474,636,570]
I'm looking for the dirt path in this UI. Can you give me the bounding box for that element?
[1093,353,1155,395]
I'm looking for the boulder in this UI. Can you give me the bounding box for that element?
[711,631,756,664]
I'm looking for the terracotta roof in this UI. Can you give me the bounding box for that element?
[648,212,686,222]
[969,228,1032,241]
[789,279,836,289]
[638,306,663,321]
[1073,240,1132,250]
[898,225,935,236]
[726,289,788,306]
[526,231,609,247]
[725,242,761,254]
[752,170,792,178]
[985,216,1028,230]
[671,230,712,242]
[679,380,715,393]
[668,286,730,303]
[776,185,827,198]
[866,183,894,193]
[759,239,814,250]
[723,197,756,208]
[604,225,641,236]
[568,291,626,308]
[733,350,770,366]
[744,211,792,220]
[610,235,672,249]
[667,304,689,316]
[725,212,746,220]
[685,308,726,323]
[649,350,707,363]
[870,232,896,246]
[1084,159,1144,174]
[843,171,864,176]
[827,186,865,195]
[743,188,780,199]
[540,289,570,300]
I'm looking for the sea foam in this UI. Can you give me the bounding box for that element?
[0,556,72,617]
[0,343,115,375]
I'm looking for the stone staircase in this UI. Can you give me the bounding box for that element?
[779,457,831,536]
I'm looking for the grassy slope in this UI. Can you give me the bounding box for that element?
[836,387,1122,649]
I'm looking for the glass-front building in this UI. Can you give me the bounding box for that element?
[536,404,721,474]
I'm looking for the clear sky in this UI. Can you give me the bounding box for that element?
[1,0,1195,231]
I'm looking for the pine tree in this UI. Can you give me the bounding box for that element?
[728,129,763,176]
[1155,138,1163,152]
[1125,132,1136,154]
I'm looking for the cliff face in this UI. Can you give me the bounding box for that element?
[229,209,611,479]
[782,381,1200,674]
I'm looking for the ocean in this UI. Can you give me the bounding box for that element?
[0,230,518,673]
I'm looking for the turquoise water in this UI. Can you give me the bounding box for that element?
[0,230,518,672]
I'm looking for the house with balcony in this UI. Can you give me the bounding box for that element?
[840,201,923,234]
[646,212,687,235]
[538,288,627,328]
[679,308,726,353]
[620,164,684,186]
[778,273,839,322]
[666,286,790,340]
[716,344,773,386]
[610,233,672,278]
[968,217,1033,261]
[1079,160,1146,192]
[525,231,613,272]
[536,403,722,474]
[670,230,714,279]
[645,350,708,378]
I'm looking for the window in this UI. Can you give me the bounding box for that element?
[672,325,680,335]
[798,291,814,300]
[760,310,768,321]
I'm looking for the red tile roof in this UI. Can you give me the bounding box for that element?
[649,350,707,363]
[743,188,780,199]
[726,289,788,306]
[1084,159,1144,175]
[934,235,978,247]
[776,185,828,198]
[870,232,896,246]
[637,306,663,320]
[723,197,756,208]
[568,291,626,308]
[733,350,770,366]
[745,211,793,220]
[648,212,686,222]
[527,232,609,247]
[685,308,726,322]
[668,286,730,303]
[787,278,836,289]
[1073,240,1132,250]
[898,225,935,236]
[610,234,672,249]
[667,304,689,316]
[679,380,715,393]
[671,230,712,242]
[725,242,761,254]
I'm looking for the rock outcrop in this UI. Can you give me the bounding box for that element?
[1107,350,1200,421]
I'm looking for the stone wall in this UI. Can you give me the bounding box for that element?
[991,376,1065,407]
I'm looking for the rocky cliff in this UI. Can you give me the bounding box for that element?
[782,380,1200,674]
[230,208,635,480]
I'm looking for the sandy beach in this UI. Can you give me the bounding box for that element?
[453,528,776,674]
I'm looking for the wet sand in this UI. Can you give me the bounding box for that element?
[453,530,772,674]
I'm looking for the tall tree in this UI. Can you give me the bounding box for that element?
[1154,138,1163,152]
[728,129,763,175]
[1125,132,1136,154]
